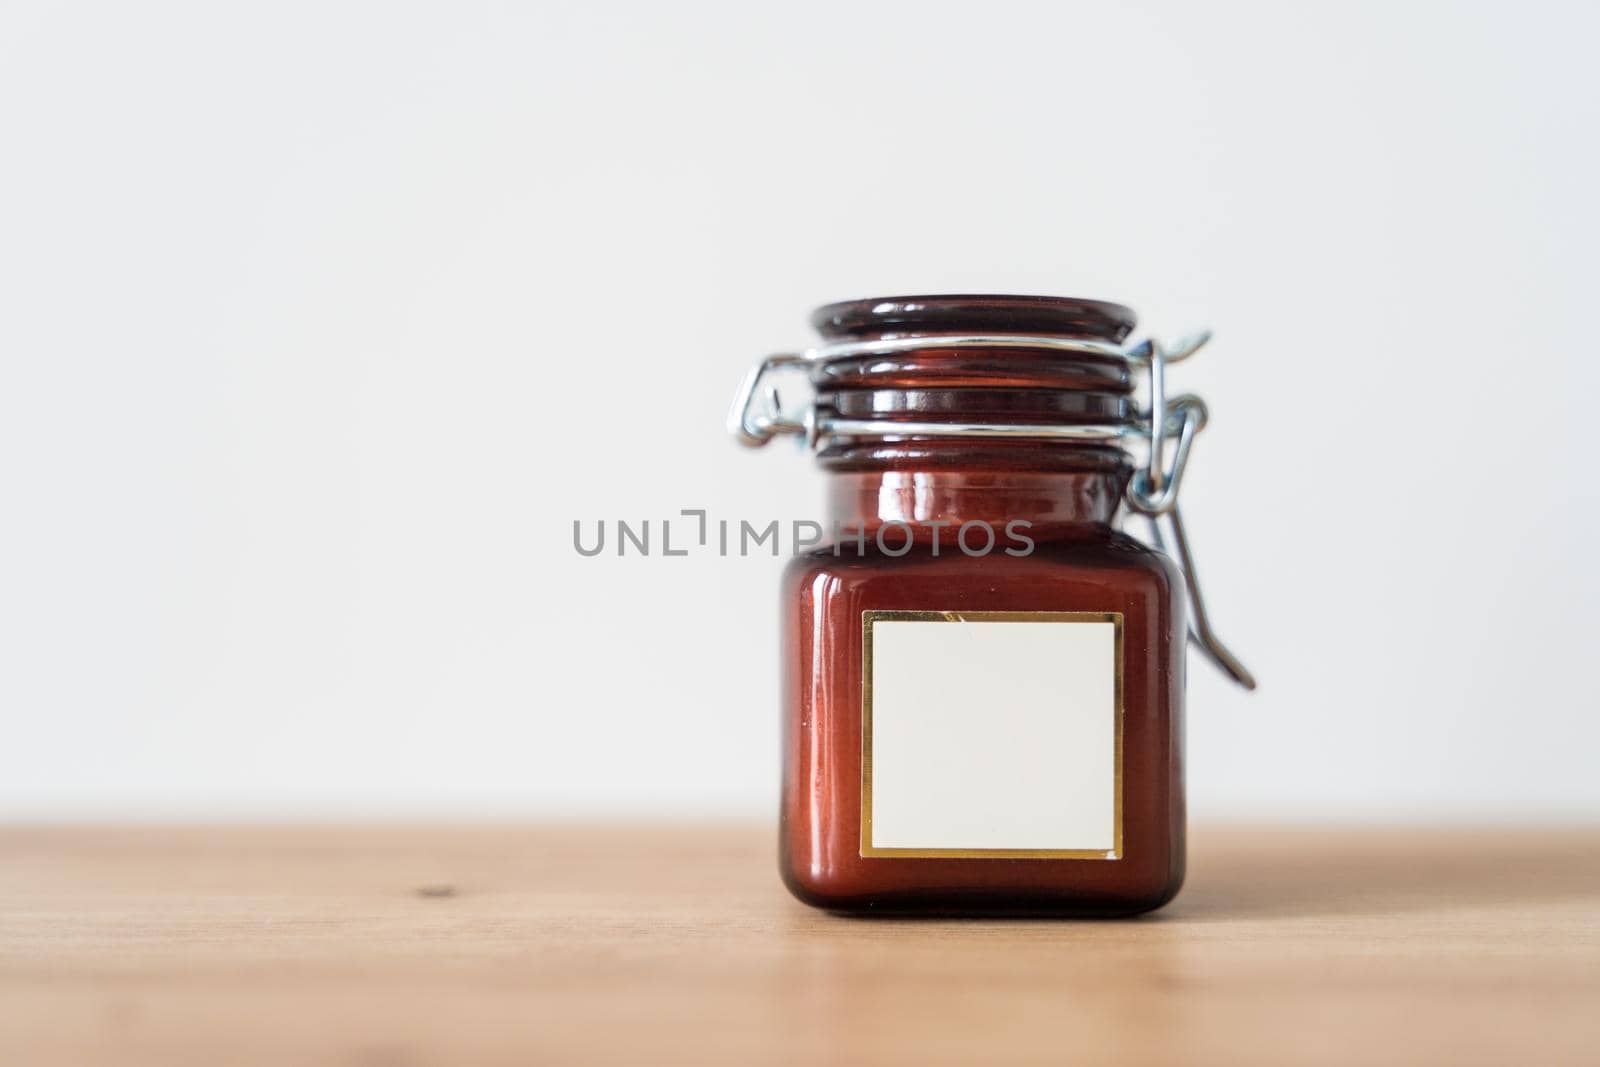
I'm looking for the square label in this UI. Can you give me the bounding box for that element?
[862,611,1122,858]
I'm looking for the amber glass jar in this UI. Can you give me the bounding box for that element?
[732,295,1247,916]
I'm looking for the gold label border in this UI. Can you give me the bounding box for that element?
[859,609,1125,861]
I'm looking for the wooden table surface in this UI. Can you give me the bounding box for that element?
[2,826,1597,1066]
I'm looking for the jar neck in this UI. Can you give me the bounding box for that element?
[826,465,1129,538]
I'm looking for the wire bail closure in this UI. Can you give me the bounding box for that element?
[727,331,1255,690]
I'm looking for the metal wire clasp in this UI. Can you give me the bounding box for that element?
[1119,333,1256,689]
[727,353,815,448]
[727,330,1255,690]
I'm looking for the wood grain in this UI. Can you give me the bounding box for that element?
[1,825,1596,1066]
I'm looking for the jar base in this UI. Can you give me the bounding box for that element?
[781,859,1186,918]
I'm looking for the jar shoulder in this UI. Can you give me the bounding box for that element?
[783,529,1180,589]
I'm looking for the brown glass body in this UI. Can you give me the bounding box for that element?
[777,296,1187,916]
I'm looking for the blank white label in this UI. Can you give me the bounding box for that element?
[862,612,1121,857]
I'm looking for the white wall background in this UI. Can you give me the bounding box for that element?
[2,1,1596,821]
